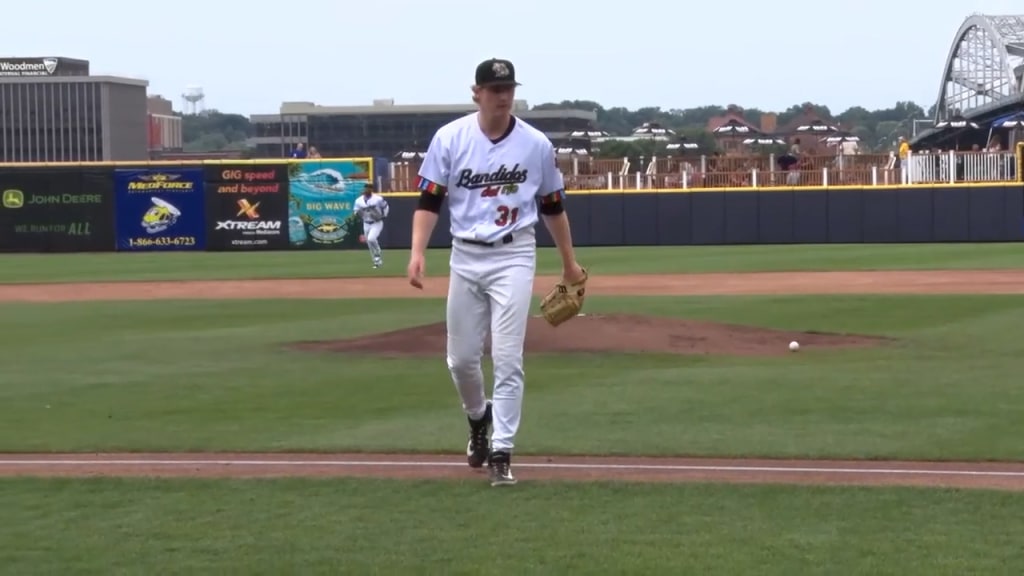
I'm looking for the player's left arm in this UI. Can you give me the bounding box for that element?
[536,142,583,280]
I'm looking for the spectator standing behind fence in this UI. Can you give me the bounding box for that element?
[291,143,307,158]
[896,136,909,169]
[784,139,801,185]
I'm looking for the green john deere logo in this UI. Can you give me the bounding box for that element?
[2,189,24,209]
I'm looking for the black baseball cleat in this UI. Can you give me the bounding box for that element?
[488,450,517,486]
[466,401,492,468]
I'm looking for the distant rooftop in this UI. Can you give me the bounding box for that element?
[251,99,597,122]
[0,55,89,65]
[0,75,147,87]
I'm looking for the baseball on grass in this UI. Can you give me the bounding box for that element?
[789,340,800,352]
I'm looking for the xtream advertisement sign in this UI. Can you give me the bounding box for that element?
[203,164,289,251]
[0,173,115,252]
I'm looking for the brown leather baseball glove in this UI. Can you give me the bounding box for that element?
[539,268,588,326]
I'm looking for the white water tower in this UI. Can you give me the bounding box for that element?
[181,85,205,115]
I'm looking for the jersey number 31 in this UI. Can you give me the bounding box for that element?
[495,205,519,226]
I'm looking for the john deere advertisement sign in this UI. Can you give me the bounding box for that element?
[0,168,115,252]
[114,168,206,251]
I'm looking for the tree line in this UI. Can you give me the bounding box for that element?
[535,100,932,156]
[179,99,933,156]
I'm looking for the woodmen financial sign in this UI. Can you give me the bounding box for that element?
[0,57,90,77]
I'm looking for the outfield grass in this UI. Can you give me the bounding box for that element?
[2,295,1022,460]
[4,246,1022,574]
[0,242,1022,283]
[2,478,1022,575]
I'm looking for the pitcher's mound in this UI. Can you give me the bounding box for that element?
[289,314,888,357]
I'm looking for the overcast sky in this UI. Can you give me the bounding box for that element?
[5,1,1021,116]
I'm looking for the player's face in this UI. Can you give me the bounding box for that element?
[476,84,516,114]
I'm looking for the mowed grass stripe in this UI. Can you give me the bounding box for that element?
[1,295,1022,460]
[1,243,1023,283]
[1,478,1022,575]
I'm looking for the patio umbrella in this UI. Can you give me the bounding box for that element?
[665,135,700,152]
[995,114,1024,129]
[933,114,980,149]
[555,147,589,155]
[822,134,860,144]
[569,130,610,138]
[712,118,755,135]
[821,133,860,167]
[795,120,839,134]
[743,137,785,146]
[934,115,980,130]
[776,153,799,169]
[632,122,675,137]
[394,151,425,160]
[987,112,1024,149]
[666,142,699,151]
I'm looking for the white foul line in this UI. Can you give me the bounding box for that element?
[1,459,1023,478]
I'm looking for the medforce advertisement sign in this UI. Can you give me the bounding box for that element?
[114,168,206,251]
[0,168,115,252]
[287,159,372,250]
[203,164,289,251]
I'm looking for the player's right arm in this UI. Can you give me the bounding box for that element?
[411,132,449,257]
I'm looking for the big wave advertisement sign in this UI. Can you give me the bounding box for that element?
[287,159,373,250]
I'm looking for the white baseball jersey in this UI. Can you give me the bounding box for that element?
[417,113,565,244]
[354,193,389,224]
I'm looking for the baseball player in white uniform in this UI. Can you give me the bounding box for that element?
[353,183,389,268]
[406,58,586,487]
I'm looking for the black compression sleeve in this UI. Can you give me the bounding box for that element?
[539,198,565,215]
[417,191,444,213]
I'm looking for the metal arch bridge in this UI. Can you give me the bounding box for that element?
[913,14,1024,147]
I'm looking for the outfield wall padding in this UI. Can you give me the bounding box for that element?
[0,160,1020,252]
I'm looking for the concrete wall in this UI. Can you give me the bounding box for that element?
[101,83,148,161]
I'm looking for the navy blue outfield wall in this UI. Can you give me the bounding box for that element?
[378,185,1024,248]
[0,159,1021,252]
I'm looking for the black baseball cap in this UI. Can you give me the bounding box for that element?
[475,58,521,87]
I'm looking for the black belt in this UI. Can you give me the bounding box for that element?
[459,234,514,247]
